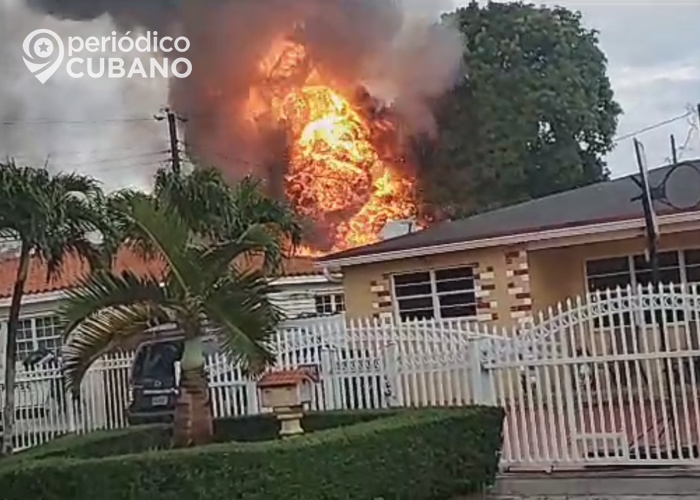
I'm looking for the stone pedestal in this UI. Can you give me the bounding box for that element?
[277,406,304,438]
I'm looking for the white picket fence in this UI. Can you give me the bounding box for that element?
[6,284,700,471]
[1,315,485,451]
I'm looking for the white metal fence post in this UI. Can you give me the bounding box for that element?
[383,341,400,408]
[320,347,335,411]
[246,379,259,415]
[468,337,495,406]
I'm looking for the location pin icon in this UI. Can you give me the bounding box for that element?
[22,29,65,84]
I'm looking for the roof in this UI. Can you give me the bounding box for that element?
[319,160,700,264]
[241,255,321,278]
[257,367,319,388]
[0,248,165,299]
[0,249,321,300]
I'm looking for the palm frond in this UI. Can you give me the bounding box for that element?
[229,176,303,248]
[154,167,234,240]
[62,303,172,391]
[102,191,161,262]
[199,224,281,286]
[59,270,170,339]
[203,269,280,375]
[123,195,200,294]
[0,161,112,281]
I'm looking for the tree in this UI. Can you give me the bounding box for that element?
[418,1,622,219]
[105,167,302,273]
[0,162,108,455]
[59,195,281,447]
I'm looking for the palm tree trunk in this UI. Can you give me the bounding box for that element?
[172,337,213,447]
[2,244,30,456]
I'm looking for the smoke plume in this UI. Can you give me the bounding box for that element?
[4,0,463,188]
[0,0,168,192]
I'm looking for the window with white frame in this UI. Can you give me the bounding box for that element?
[13,316,62,361]
[585,249,699,325]
[314,293,345,315]
[393,267,477,321]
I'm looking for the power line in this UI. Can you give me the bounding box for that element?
[0,116,154,126]
[5,144,163,159]
[614,111,693,143]
[54,151,168,167]
[4,150,168,168]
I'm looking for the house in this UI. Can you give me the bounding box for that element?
[0,248,345,366]
[317,160,700,328]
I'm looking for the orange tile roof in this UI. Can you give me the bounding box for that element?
[240,255,321,278]
[257,368,319,388]
[0,249,321,300]
[0,248,166,299]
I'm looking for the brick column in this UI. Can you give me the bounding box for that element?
[474,265,498,322]
[370,275,394,323]
[505,249,533,325]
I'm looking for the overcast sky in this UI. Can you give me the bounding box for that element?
[461,0,700,178]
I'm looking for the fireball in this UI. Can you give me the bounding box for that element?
[247,35,419,255]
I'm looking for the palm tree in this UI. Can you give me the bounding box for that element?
[0,161,109,456]
[154,166,302,271]
[60,195,282,447]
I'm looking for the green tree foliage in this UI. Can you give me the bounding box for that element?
[418,1,622,219]
[105,167,302,273]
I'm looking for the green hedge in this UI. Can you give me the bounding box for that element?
[0,425,172,471]
[213,408,395,443]
[0,406,504,500]
[6,409,395,463]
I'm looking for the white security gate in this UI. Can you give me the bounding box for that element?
[485,285,700,469]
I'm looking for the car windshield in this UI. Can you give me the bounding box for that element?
[132,341,183,383]
[131,338,220,383]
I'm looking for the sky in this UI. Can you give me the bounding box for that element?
[460,0,700,178]
[0,0,698,188]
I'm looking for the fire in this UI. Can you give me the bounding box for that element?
[247,35,419,255]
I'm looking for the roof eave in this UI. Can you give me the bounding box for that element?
[320,211,700,268]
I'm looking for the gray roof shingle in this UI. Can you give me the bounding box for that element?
[320,160,700,262]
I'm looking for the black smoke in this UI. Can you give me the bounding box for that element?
[21,0,463,189]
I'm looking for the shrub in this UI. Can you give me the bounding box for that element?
[0,406,504,500]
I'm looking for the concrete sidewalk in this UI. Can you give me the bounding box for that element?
[488,467,700,499]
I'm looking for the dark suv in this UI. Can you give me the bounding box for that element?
[127,338,184,425]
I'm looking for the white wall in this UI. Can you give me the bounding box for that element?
[0,276,345,373]
[269,280,344,319]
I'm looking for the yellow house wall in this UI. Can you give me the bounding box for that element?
[528,230,700,314]
[342,246,528,328]
[341,226,700,329]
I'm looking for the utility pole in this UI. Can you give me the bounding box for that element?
[155,107,183,174]
[670,134,678,164]
[696,103,700,153]
[633,138,676,456]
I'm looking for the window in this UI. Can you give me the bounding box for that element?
[314,293,345,315]
[13,316,61,361]
[586,249,700,326]
[586,251,686,293]
[393,267,477,321]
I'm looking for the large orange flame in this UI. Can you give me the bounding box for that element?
[247,36,419,255]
